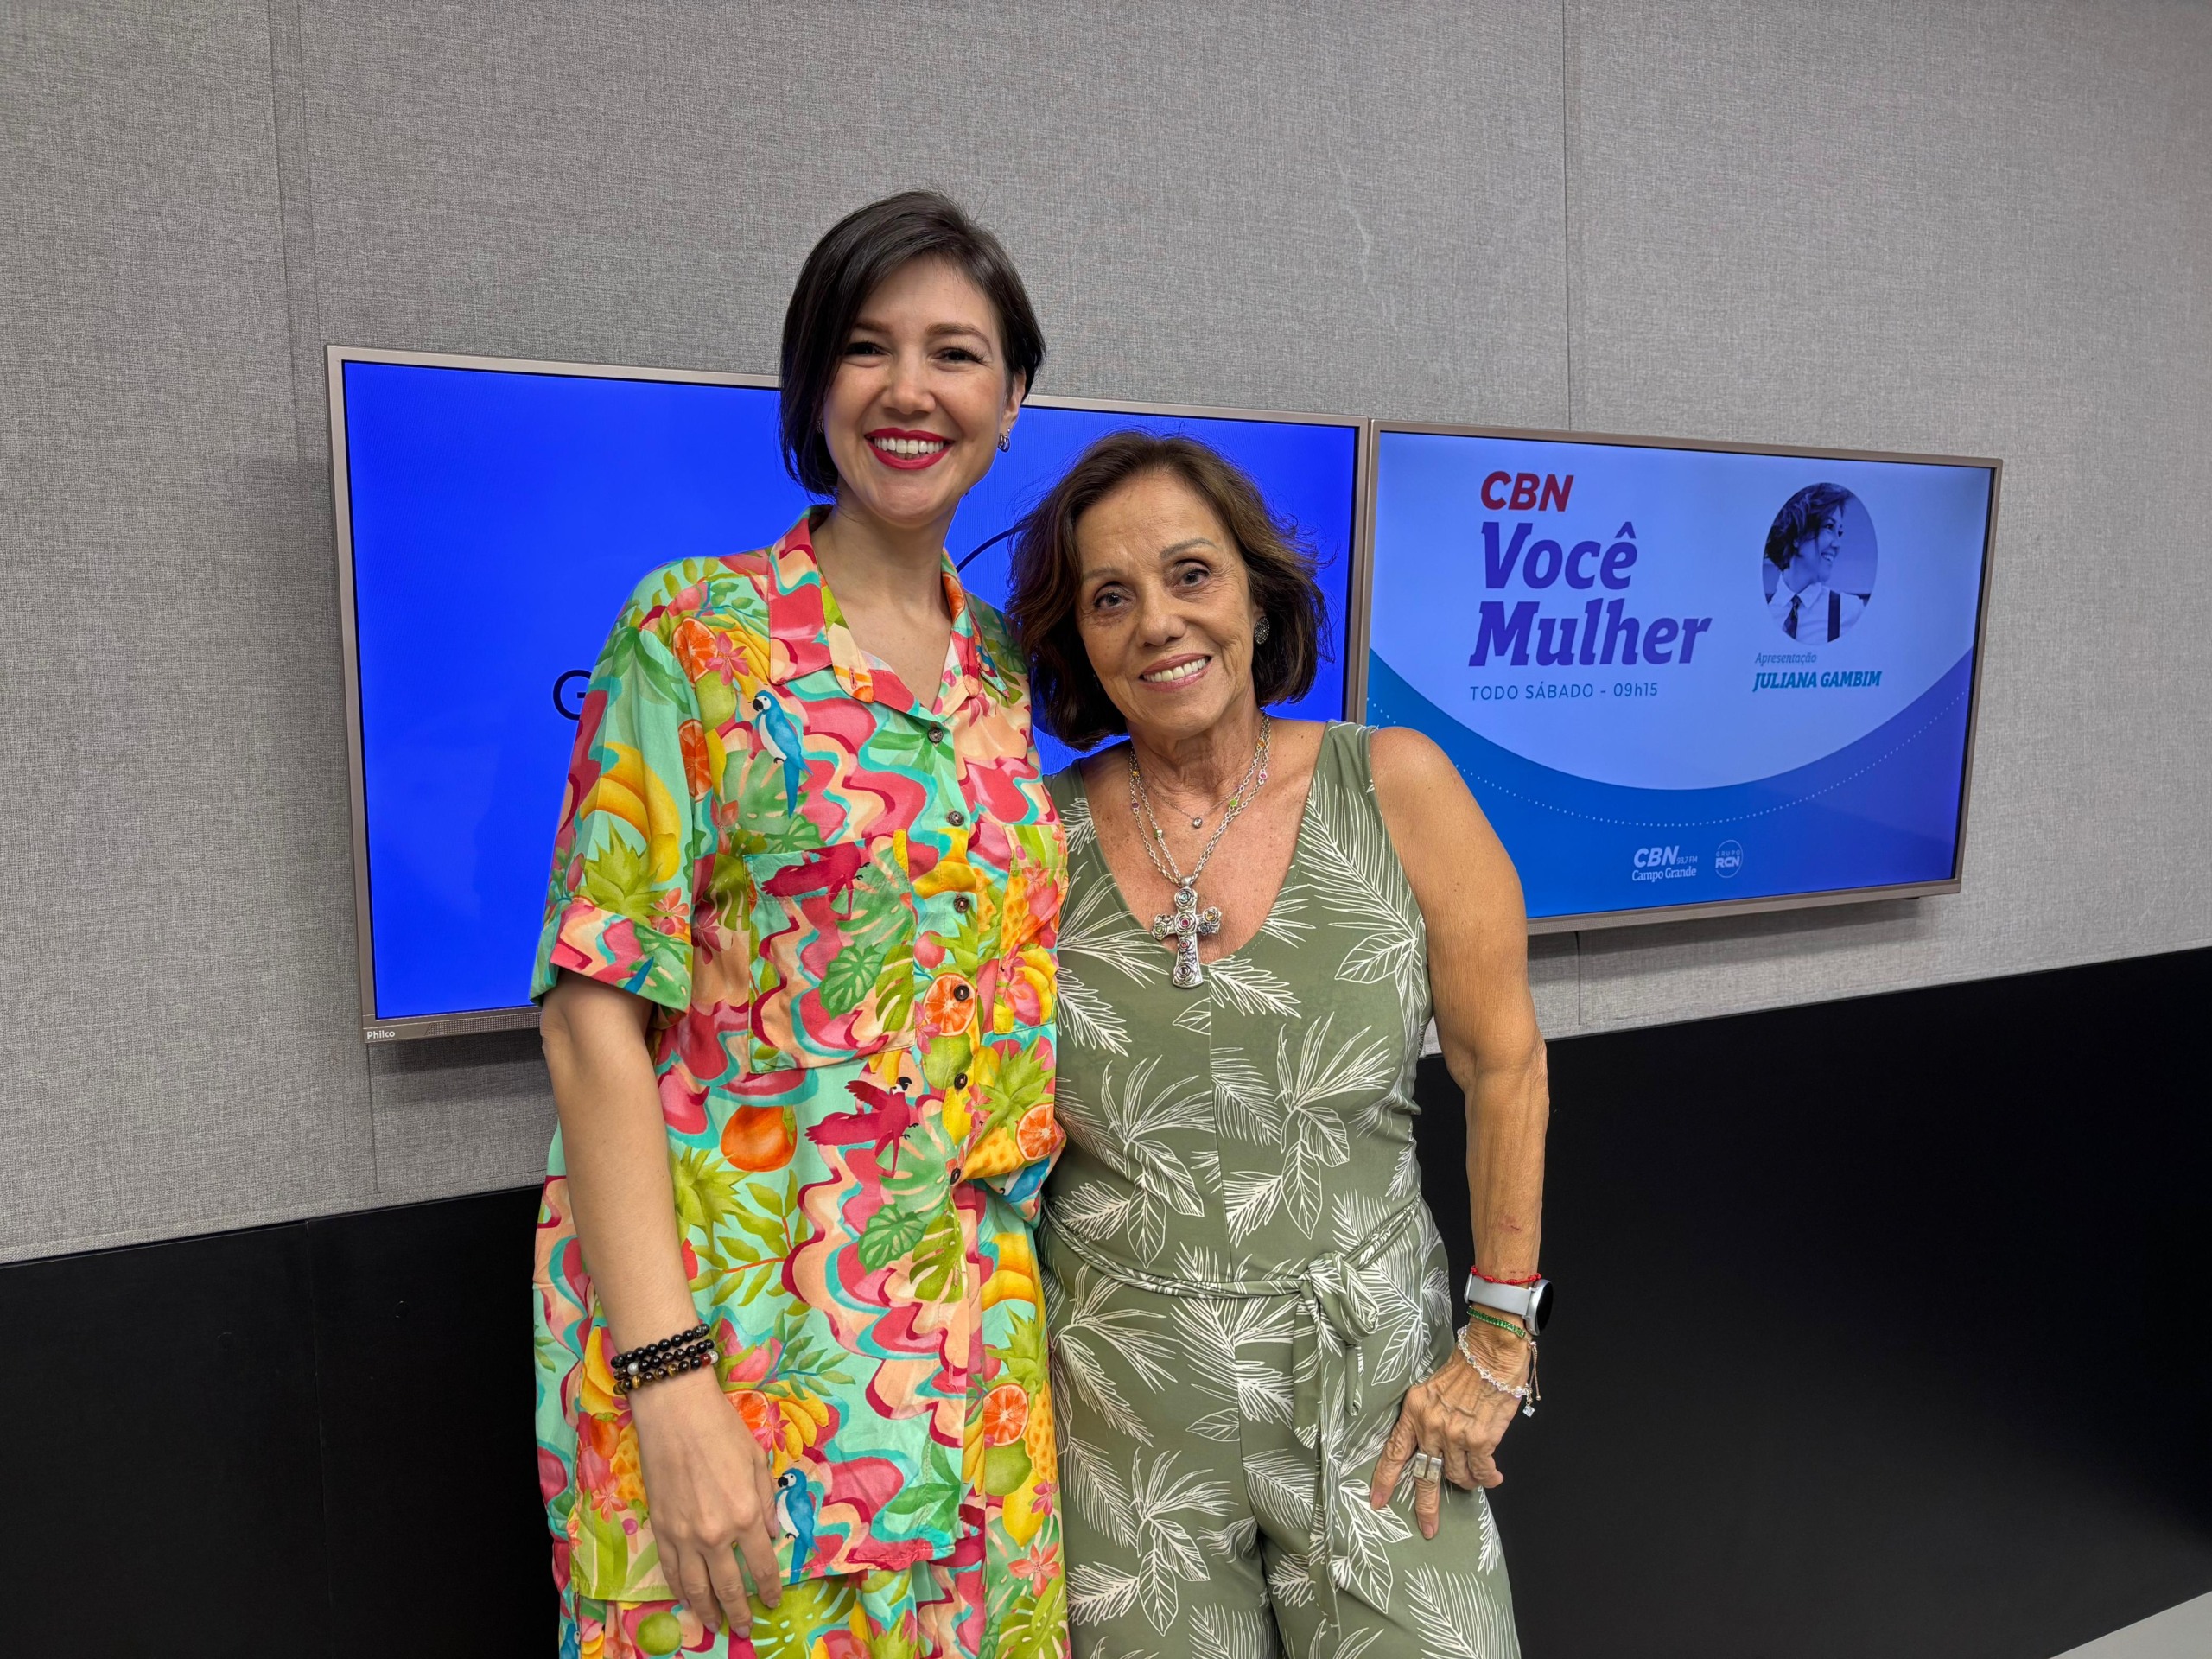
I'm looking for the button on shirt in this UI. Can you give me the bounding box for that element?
[1769,576,1867,643]
[530,511,1067,1599]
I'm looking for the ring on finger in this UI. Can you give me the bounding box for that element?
[1409,1451,1443,1484]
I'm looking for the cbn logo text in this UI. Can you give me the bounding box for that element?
[1479,472,1575,512]
[1630,844,1700,883]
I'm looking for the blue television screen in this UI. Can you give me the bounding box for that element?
[1363,428,1997,926]
[336,353,1361,1028]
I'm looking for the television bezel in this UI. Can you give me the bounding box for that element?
[327,344,1374,1040]
[1352,418,2004,937]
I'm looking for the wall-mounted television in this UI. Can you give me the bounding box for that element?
[329,346,1367,1039]
[1358,423,2000,931]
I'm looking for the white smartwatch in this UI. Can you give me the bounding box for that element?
[1465,1272,1552,1337]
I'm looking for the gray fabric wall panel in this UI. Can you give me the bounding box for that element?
[1527,933,1581,1035]
[0,1,377,1260]
[366,1028,553,1201]
[1,2,296,456]
[291,0,1568,420]
[1561,0,2212,1028]
[3,1,2208,1257]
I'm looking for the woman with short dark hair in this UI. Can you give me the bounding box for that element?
[532,190,1071,1658]
[1009,432,1547,1657]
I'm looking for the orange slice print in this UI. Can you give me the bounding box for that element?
[982,1382,1030,1447]
[921,973,976,1037]
[729,1389,779,1453]
[1014,1103,1061,1162]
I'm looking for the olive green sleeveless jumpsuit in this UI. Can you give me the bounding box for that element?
[1039,724,1521,1659]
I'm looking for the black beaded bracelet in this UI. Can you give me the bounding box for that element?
[609,1325,715,1396]
[612,1338,716,1395]
[609,1324,709,1374]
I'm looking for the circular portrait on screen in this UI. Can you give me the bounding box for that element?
[1763,483,1878,643]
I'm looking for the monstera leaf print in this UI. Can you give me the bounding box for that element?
[732,1573,861,1659]
[857,1168,955,1274]
[728,759,827,857]
[601,610,696,710]
[905,1206,966,1302]
[988,1561,1069,1659]
[865,939,918,1033]
[874,1435,963,1541]
[816,853,913,1016]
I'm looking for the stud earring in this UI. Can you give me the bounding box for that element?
[1253,615,1272,645]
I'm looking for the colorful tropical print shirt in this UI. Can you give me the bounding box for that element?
[530,512,1068,1615]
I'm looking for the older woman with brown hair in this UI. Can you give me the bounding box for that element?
[1007,433,1550,1658]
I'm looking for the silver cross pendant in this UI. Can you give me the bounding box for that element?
[1151,880,1223,988]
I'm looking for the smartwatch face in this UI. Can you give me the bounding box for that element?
[1526,1280,1553,1336]
[1465,1275,1554,1336]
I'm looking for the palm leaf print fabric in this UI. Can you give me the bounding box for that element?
[531,512,1069,1657]
[1039,725,1519,1658]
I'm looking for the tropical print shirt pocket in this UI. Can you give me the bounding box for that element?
[740,839,918,1072]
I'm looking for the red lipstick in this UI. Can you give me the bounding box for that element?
[865,428,953,471]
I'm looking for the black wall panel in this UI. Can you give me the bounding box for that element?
[1414,944,2212,1658]
[306,1186,551,1652]
[4,945,2207,1656]
[0,1225,334,1650]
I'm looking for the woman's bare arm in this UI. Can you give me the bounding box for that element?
[1370,727,1548,1285]
[541,970,780,1630]
[542,972,698,1345]
[1365,726,1550,1537]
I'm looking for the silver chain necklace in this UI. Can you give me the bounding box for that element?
[1128,716,1272,988]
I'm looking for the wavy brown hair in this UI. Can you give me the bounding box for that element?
[1006,431,1329,750]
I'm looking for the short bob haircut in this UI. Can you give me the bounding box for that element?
[1007,432,1330,750]
[1764,482,1851,570]
[779,190,1046,497]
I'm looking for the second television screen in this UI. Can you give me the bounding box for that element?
[341,355,1361,1026]
[1364,428,1997,925]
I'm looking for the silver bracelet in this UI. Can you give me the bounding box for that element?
[1456,1325,1539,1419]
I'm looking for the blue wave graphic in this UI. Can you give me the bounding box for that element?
[1364,651,1974,918]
